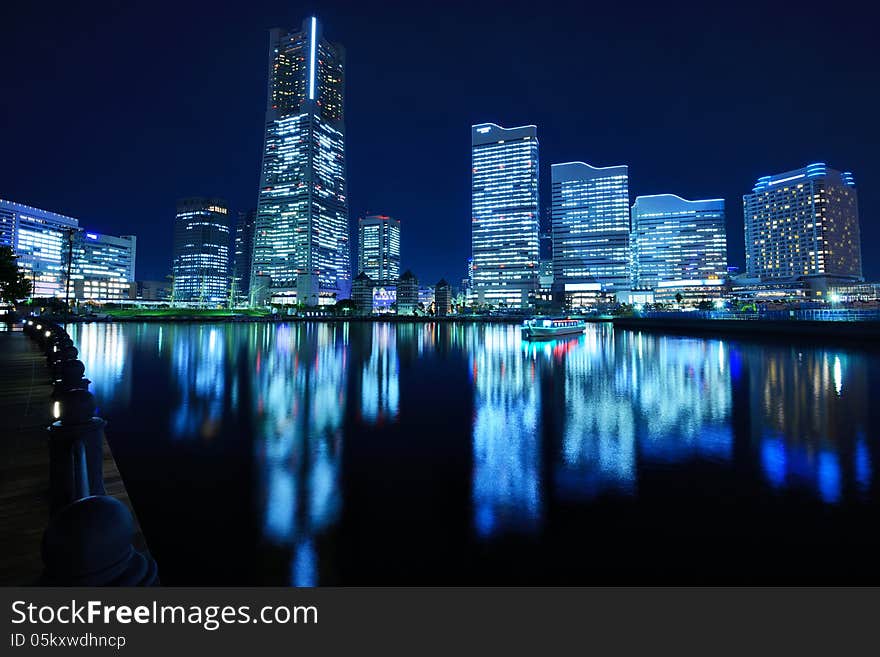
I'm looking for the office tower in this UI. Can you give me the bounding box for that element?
[357,214,400,282]
[251,17,350,306]
[396,269,419,315]
[0,198,79,297]
[71,231,137,301]
[172,198,231,304]
[232,209,256,304]
[631,194,727,289]
[551,162,631,296]
[744,163,862,282]
[471,123,539,308]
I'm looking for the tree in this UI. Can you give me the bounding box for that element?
[0,246,32,304]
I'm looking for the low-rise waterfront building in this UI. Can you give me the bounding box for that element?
[351,272,374,315]
[0,198,79,298]
[435,279,452,316]
[71,231,137,301]
[397,270,419,315]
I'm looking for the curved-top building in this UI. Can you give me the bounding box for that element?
[550,161,630,298]
[630,194,727,289]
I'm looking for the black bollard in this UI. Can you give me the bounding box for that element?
[41,496,159,586]
[47,389,106,515]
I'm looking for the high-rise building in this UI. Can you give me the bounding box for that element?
[0,198,78,297]
[251,17,350,306]
[631,194,727,289]
[71,231,137,301]
[551,161,631,296]
[357,214,400,282]
[471,123,539,308]
[232,209,256,304]
[744,163,862,282]
[172,198,230,305]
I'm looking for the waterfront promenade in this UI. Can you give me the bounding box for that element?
[0,327,146,585]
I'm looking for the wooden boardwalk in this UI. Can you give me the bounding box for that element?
[0,325,147,585]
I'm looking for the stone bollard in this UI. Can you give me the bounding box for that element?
[48,345,78,383]
[41,496,159,586]
[47,389,106,515]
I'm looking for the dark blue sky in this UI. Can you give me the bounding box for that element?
[2,0,878,284]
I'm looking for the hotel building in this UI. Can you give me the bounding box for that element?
[357,214,400,282]
[743,163,862,288]
[251,17,350,306]
[550,161,630,305]
[631,194,727,301]
[471,123,539,308]
[172,198,231,305]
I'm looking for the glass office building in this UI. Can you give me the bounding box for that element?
[471,122,539,308]
[71,231,137,301]
[550,161,630,295]
[251,17,350,306]
[0,198,79,298]
[172,198,231,305]
[357,214,400,282]
[631,194,727,289]
[743,163,862,282]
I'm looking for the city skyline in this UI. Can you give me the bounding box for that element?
[2,2,878,286]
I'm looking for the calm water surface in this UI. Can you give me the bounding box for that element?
[69,321,880,584]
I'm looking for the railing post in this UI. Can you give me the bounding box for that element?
[47,389,107,515]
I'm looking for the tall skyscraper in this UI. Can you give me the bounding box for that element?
[357,214,400,282]
[71,231,137,301]
[232,208,256,304]
[471,123,539,308]
[551,161,630,295]
[631,194,727,289]
[251,17,350,306]
[744,163,862,282]
[172,198,230,304]
[0,198,78,297]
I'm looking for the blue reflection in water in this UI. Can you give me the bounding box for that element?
[361,323,399,424]
[69,323,130,407]
[471,325,541,537]
[749,348,868,504]
[252,323,346,584]
[170,326,226,440]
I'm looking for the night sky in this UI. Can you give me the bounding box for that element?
[2,0,878,284]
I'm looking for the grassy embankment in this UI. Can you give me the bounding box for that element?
[99,307,271,319]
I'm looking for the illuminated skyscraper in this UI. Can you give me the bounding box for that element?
[357,214,400,281]
[631,194,727,289]
[744,163,862,282]
[0,198,78,297]
[251,17,350,306]
[551,161,630,295]
[471,123,539,308]
[172,198,230,304]
[232,208,256,304]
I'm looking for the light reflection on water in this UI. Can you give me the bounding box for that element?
[71,321,878,583]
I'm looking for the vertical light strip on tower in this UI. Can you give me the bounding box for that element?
[309,17,317,100]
